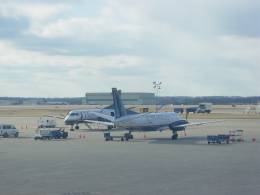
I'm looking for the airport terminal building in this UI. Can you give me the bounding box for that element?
[84,92,155,105]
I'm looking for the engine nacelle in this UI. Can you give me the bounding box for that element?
[169,120,188,131]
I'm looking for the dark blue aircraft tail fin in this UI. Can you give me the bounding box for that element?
[112,88,127,118]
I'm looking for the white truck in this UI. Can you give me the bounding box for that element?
[197,103,213,113]
[0,124,19,138]
[38,117,56,128]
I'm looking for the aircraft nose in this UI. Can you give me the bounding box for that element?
[64,116,72,125]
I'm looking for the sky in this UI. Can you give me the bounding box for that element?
[0,0,259,97]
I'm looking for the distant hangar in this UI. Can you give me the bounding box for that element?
[84,92,155,105]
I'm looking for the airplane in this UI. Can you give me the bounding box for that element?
[85,88,221,140]
[49,105,136,131]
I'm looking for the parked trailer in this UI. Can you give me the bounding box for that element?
[229,130,244,142]
[186,103,213,114]
[104,132,133,141]
[207,134,230,144]
[186,107,198,113]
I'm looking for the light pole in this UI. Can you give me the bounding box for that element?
[153,81,162,112]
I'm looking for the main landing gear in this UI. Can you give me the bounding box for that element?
[171,132,178,140]
[125,132,134,140]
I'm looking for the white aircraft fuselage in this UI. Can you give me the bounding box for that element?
[114,112,187,132]
[64,109,115,126]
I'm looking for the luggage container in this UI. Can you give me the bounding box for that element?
[104,132,133,141]
[207,134,230,144]
[229,130,244,142]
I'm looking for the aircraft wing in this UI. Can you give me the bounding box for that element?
[88,112,115,122]
[175,120,223,128]
[84,120,114,126]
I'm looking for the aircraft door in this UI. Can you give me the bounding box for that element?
[80,113,83,121]
[146,115,153,124]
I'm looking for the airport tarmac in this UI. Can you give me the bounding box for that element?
[0,106,260,195]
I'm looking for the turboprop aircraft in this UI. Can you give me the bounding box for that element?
[49,105,136,131]
[85,88,221,140]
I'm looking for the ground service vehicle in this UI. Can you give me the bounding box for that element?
[104,132,133,141]
[186,107,198,113]
[173,108,184,114]
[38,117,56,128]
[197,103,212,113]
[186,103,213,114]
[34,129,68,140]
[0,124,19,138]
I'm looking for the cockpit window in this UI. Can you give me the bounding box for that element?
[70,113,79,116]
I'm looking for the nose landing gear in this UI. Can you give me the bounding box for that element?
[70,124,79,131]
[70,125,74,131]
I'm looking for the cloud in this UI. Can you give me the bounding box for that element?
[0,40,149,96]
[0,0,259,96]
[0,17,29,38]
[0,2,68,21]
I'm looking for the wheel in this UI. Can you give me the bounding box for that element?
[121,137,124,141]
[208,142,210,144]
[14,132,19,138]
[63,132,68,139]
[3,133,9,138]
[171,133,178,140]
[75,125,79,130]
